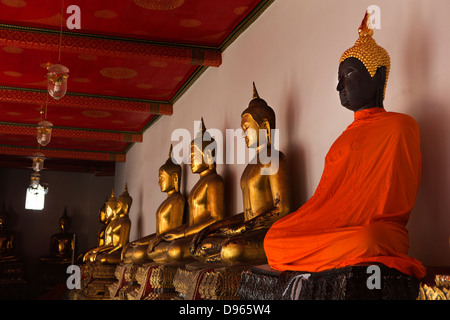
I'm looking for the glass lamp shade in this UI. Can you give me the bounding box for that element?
[47,64,69,100]
[37,120,53,146]
[32,152,45,172]
[30,172,40,189]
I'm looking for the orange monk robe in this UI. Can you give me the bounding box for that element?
[264,107,426,279]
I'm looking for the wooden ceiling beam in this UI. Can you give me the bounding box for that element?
[0,87,173,115]
[0,26,222,67]
[0,145,126,162]
[0,123,143,143]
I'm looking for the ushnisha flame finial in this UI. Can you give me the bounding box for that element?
[252,81,260,99]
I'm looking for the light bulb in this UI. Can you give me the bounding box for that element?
[37,120,53,146]
[54,80,61,92]
[30,172,40,188]
[47,64,69,100]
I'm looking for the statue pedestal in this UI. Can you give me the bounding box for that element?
[126,263,180,300]
[69,263,117,300]
[173,263,251,300]
[173,263,211,300]
[0,259,28,299]
[108,263,139,300]
[239,264,421,300]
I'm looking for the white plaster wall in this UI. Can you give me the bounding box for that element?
[116,0,450,267]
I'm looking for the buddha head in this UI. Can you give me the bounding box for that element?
[117,184,133,216]
[59,207,71,232]
[241,82,276,149]
[159,145,182,193]
[105,189,119,220]
[337,11,390,112]
[190,118,216,174]
[98,198,108,224]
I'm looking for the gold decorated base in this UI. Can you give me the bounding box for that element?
[108,263,139,300]
[173,263,211,300]
[68,263,117,300]
[100,262,254,300]
[124,263,181,300]
[418,274,450,300]
[199,265,251,299]
[173,263,251,300]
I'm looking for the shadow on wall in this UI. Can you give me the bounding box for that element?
[401,6,450,266]
[221,118,238,218]
[284,75,307,212]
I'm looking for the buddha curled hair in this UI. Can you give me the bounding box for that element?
[241,82,276,129]
[106,189,119,210]
[160,144,182,179]
[191,118,216,161]
[117,184,133,209]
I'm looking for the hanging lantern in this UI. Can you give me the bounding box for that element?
[25,183,46,210]
[46,64,69,99]
[37,120,53,146]
[31,152,45,172]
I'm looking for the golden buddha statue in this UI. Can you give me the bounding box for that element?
[147,119,225,264]
[0,206,17,262]
[121,145,186,264]
[41,207,75,264]
[97,198,109,247]
[83,186,132,264]
[76,198,108,263]
[190,83,291,265]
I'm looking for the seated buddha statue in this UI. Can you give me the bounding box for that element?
[41,207,75,264]
[0,206,17,262]
[76,198,108,263]
[190,83,291,265]
[264,12,426,280]
[147,119,225,264]
[83,186,132,264]
[121,145,186,264]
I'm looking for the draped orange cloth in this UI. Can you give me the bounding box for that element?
[264,107,426,279]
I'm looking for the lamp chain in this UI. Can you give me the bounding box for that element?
[58,0,65,64]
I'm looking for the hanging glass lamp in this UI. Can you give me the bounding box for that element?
[37,120,53,146]
[31,152,45,172]
[46,64,69,99]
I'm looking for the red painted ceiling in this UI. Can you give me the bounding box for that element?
[0,0,272,174]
